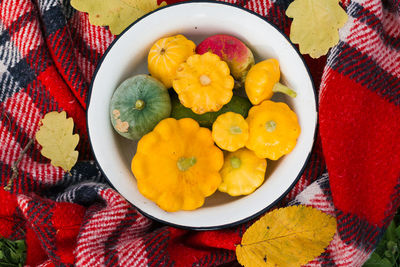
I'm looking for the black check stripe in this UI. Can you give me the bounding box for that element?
[192,249,235,267]
[0,72,21,103]
[9,207,26,240]
[104,210,138,267]
[25,79,59,116]
[25,44,52,76]
[336,210,383,251]
[144,229,173,266]
[23,198,62,263]
[47,26,88,104]
[348,2,400,51]
[383,179,400,227]
[329,41,400,105]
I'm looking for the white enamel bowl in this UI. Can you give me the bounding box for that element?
[87,1,317,229]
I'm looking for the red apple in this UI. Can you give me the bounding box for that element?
[196,34,255,83]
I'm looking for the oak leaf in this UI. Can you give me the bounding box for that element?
[71,0,167,35]
[286,0,348,58]
[236,205,337,266]
[35,111,79,172]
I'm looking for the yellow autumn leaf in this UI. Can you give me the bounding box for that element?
[35,111,79,172]
[236,205,337,267]
[286,0,348,58]
[71,0,167,35]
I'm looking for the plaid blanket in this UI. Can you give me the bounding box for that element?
[0,0,399,266]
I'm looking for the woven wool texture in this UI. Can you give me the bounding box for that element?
[0,0,399,266]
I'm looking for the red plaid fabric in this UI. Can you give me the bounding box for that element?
[0,0,399,266]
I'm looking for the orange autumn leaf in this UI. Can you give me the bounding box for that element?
[236,205,337,266]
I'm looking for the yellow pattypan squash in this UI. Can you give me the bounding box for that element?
[212,112,249,152]
[245,59,297,105]
[131,118,224,212]
[148,34,196,88]
[173,52,234,114]
[219,148,267,196]
[246,100,301,160]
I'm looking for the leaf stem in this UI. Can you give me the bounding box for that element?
[4,139,34,191]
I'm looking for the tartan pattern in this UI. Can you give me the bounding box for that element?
[0,0,399,266]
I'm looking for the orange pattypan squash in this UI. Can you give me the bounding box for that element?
[246,100,301,160]
[173,52,234,114]
[131,118,223,212]
[245,59,297,105]
[219,148,267,196]
[212,112,249,152]
[148,34,196,88]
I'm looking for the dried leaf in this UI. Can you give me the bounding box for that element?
[286,0,348,58]
[35,111,79,172]
[71,0,167,35]
[236,205,337,266]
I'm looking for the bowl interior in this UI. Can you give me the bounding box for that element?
[87,2,317,229]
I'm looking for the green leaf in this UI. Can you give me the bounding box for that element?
[363,253,392,267]
[395,225,400,239]
[363,253,382,266]
[14,240,25,252]
[374,237,387,256]
[386,241,397,251]
[0,238,26,266]
[386,221,397,242]
[9,251,19,263]
[383,250,392,259]
[381,258,394,266]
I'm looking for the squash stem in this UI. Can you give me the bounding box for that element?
[177,156,197,171]
[230,157,241,169]
[265,120,277,132]
[230,125,242,135]
[272,82,297,98]
[199,74,211,86]
[135,99,145,110]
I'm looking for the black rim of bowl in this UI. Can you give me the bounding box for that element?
[86,0,318,230]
